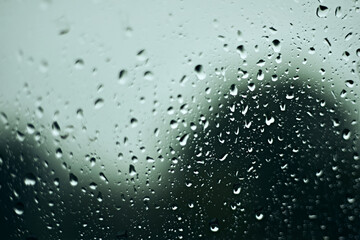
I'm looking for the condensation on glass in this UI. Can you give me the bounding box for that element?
[0,0,359,239]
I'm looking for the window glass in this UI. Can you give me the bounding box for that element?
[0,0,359,239]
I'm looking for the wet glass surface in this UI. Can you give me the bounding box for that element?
[0,0,360,239]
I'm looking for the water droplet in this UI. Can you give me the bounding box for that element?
[16,131,25,142]
[144,71,154,81]
[347,197,355,204]
[97,192,103,202]
[170,120,178,129]
[90,157,96,167]
[0,112,8,125]
[130,118,138,127]
[179,133,189,146]
[59,28,70,35]
[272,39,281,53]
[345,80,354,88]
[146,156,155,163]
[118,69,128,85]
[129,164,136,176]
[229,84,238,96]
[316,5,329,18]
[248,83,256,91]
[54,178,60,186]
[236,45,247,59]
[342,129,351,140]
[286,92,294,100]
[74,59,84,69]
[94,98,104,109]
[233,184,241,195]
[255,213,264,220]
[24,173,36,186]
[76,108,84,119]
[265,115,275,126]
[257,69,264,80]
[14,202,24,215]
[55,149,62,160]
[69,173,78,186]
[52,121,61,136]
[308,47,316,55]
[26,124,35,134]
[219,153,229,161]
[335,6,342,18]
[209,218,219,232]
[99,172,109,183]
[340,89,347,98]
[89,182,97,190]
[125,26,133,37]
[39,60,48,73]
[136,49,147,61]
[194,65,206,80]
[345,32,353,41]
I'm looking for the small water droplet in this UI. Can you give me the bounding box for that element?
[248,83,256,92]
[97,192,103,202]
[342,129,351,140]
[219,153,229,162]
[26,124,35,134]
[170,120,178,129]
[94,98,104,109]
[69,173,78,186]
[89,182,97,190]
[144,71,154,81]
[129,164,136,176]
[209,218,219,232]
[236,45,247,59]
[76,108,84,119]
[272,39,281,53]
[335,6,342,18]
[16,131,25,142]
[14,202,24,215]
[345,80,354,88]
[52,121,61,136]
[118,69,128,85]
[90,157,96,167]
[0,112,8,125]
[229,84,238,96]
[194,65,206,80]
[24,173,36,186]
[233,184,241,195]
[265,115,275,126]
[255,213,264,220]
[136,49,147,61]
[179,134,189,146]
[74,59,84,69]
[257,69,264,80]
[130,118,138,127]
[99,172,109,183]
[55,148,63,158]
